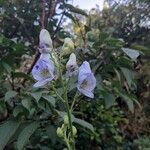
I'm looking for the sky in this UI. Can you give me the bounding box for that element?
[72,0,104,10]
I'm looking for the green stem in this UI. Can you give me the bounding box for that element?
[70,92,78,112]
[65,98,75,150]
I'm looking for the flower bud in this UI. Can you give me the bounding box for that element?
[39,29,53,53]
[56,127,64,138]
[61,38,74,56]
[64,115,69,125]
[72,126,77,136]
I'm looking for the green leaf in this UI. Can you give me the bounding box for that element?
[120,67,135,89]
[5,90,17,102]
[42,95,56,107]
[17,121,39,150]
[64,12,76,22]
[22,98,32,110]
[13,106,24,117]
[104,93,116,108]
[120,93,135,113]
[0,120,20,150]
[64,4,88,16]
[56,111,75,123]
[74,118,94,132]
[2,62,12,73]
[46,125,56,145]
[30,92,42,102]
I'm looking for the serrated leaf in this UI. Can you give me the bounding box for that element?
[74,118,94,132]
[30,92,42,102]
[42,95,56,107]
[22,98,32,110]
[5,90,17,102]
[0,120,20,150]
[17,121,39,150]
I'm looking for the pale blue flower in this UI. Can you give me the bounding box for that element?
[77,61,96,98]
[66,53,78,77]
[39,29,53,53]
[32,54,55,87]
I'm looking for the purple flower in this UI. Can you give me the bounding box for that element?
[32,54,55,87]
[66,53,78,77]
[77,61,96,98]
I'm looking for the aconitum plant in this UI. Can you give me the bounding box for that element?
[31,29,96,150]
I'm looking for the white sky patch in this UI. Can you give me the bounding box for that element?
[72,0,104,10]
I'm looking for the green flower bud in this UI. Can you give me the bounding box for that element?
[61,38,74,56]
[56,127,64,138]
[64,115,69,125]
[72,126,77,136]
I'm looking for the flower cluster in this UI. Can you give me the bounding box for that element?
[32,29,96,98]
[32,29,55,87]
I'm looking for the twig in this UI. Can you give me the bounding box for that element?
[45,0,58,27]
[52,10,66,39]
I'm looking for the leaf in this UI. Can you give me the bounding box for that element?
[56,111,75,122]
[22,98,32,110]
[74,118,94,132]
[120,93,134,113]
[104,93,116,108]
[46,125,56,145]
[42,95,56,107]
[2,62,12,73]
[64,12,76,22]
[30,92,42,102]
[120,67,135,89]
[64,4,88,16]
[5,90,17,102]
[0,120,20,150]
[13,106,24,117]
[17,121,39,150]
[122,48,141,61]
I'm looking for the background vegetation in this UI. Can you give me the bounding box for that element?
[0,0,150,149]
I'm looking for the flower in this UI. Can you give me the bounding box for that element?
[61,38,74,56]
[31,53,55,87]
[77,61,96,98]
[66,53,78,77]
[39,29,53,53]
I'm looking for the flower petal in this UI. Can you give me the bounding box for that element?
[77,61,96,98]
[66,53,78,77]
[78,61,92,77]
[39,29,53,49]
[77,86,94,98]
[32,54,55,82]
[66,53,77,68]
[33,77,54,88]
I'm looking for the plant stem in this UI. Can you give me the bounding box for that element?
[65,98,75,150]
[70,92,78,112]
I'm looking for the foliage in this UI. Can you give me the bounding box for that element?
[0,0,149,150]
